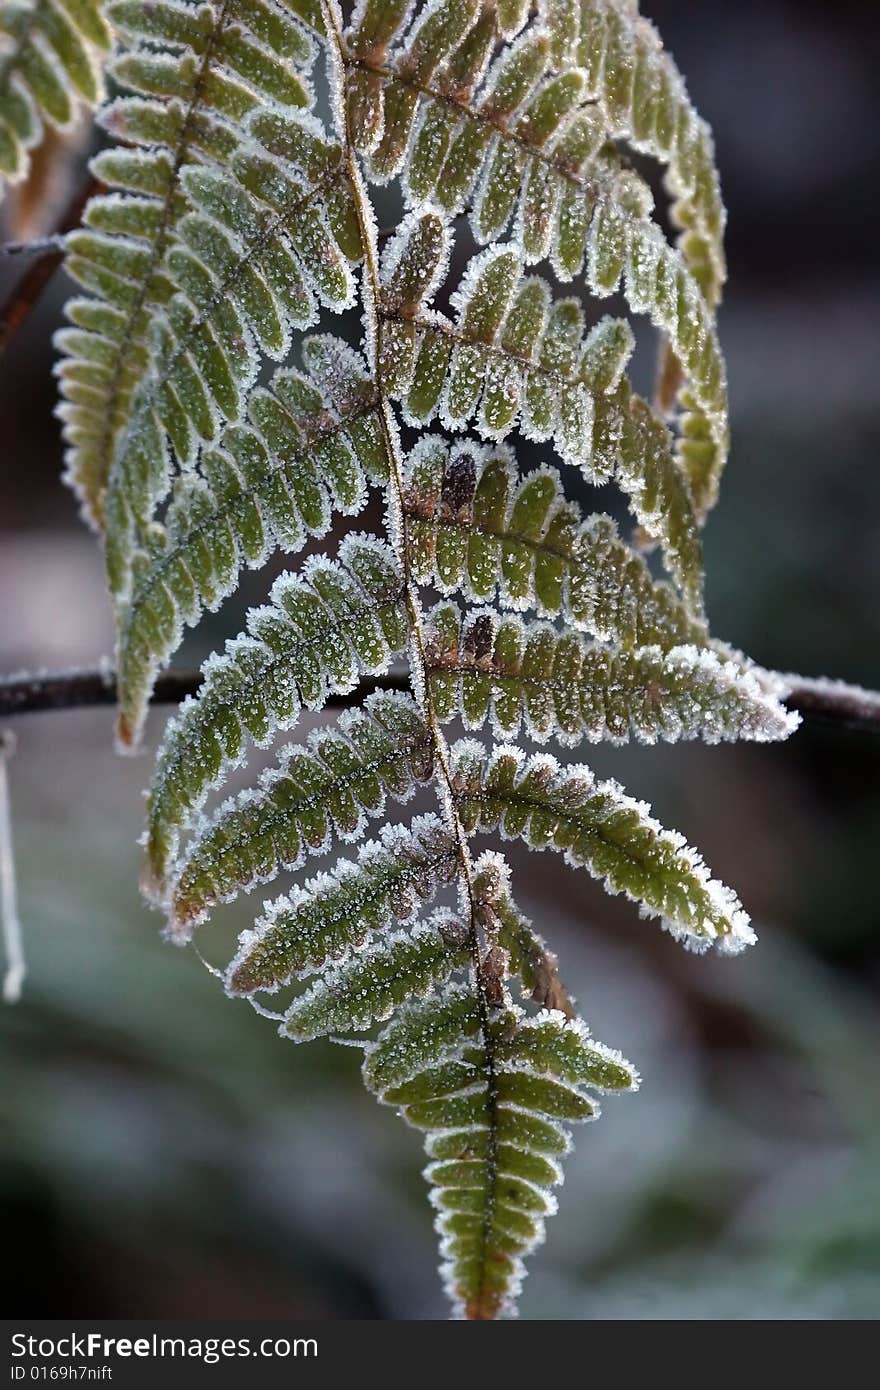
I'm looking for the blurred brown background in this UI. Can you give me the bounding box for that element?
[1,0,878,1319]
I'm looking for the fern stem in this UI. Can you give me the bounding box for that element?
[775,674,880,734]
[0,667,407,717]
[323,0,503,1318]
[0,236,67,257]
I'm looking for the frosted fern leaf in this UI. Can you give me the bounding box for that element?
[450,739,757,954]
[168,689,434,931]
[227,814,458,993]
[424,602,799,748]
[145,533,409,894]
[283,916,471,1040]
[379,210,638,473]
[80,103,362,605]
[378,208,717,561]
[54,0,801,1318]
[342,0,728,512]
[474,855,576,1016]
[55,0,320,532]
[115,336,387,749]
[403,437,707,623]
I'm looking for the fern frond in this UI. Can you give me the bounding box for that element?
[0,0,111,185]
[349,0,723,302]
[380,210,631,469]
[55,0,318,529]
[97,112,361,597]
[168,691,434,934]
[70,102,362,602]
[451,740,756,954]
[364,987,637,1319]
[403,437,708,631]
[425,602,797,748]
[114,337,387,750]
[226,814,458,994]
[145,534,410,896]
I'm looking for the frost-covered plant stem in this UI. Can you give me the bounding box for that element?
[0,172,99,359]
[0,236,67,257]
[774,674,880,733]
[324,0,504,1317]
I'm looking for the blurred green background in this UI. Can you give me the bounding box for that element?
[1,0,878,1319]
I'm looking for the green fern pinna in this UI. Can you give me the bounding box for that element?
[3,0,801,1316]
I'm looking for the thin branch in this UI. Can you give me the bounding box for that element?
[1,665,879,733]
[0,235,68,257]
[0,666,410,718]
[0,172,101,356]
[776,674,880,735]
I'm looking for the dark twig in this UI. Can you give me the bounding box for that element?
[1,665,879,733]
[0,666,197,716]
[776,674,880,735]
[0,235,67,257]
[0,172,101,356]
[0,667,409,718]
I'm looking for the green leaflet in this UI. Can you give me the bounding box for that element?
[496,1011,638,1095]
[0,0,111,184]
[363,989,637,1319]
[56,0,318,532]
[167,691,434,934]
[451,740,756,955]
[425,602,797,748]
[624,219,727,517]
[226,814,458,994]
[114,337,387,750]
[145,533,409,896]
[402,437,708,627]
[379,211,634,473]
[282,917,469,1040]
